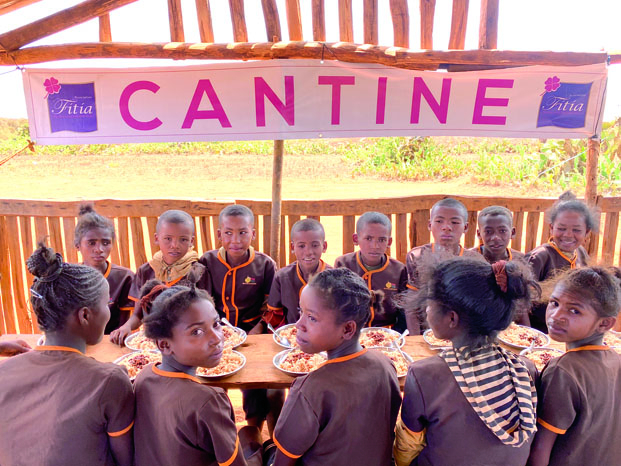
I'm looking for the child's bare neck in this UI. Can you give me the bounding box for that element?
[566,332,605,350]
[226,250,250,267]
[482,247,508,264]
[327,338,363,360]
[42,331,87,354]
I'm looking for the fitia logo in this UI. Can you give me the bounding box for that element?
[45,77,97,133]
[244,276,256,285]
[537,76,592,129]
[384,281,397,290]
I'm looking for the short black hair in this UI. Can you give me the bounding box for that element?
[431,198,468,222]
[478,205,513,227]
[74,204,115,247]
[553,266,619,319]
[356,211,392,234]
[291,218,325,240]
[156,210,195,233]
[218,204,254,227]
[547,191,598,232]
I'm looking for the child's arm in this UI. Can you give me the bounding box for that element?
[0,339,31,356]
[393,419,426,466]
[109,432,134,466]
[109,312,141,345]
[527,427,557,466]
[272,451,297,466]
[105,370,135,466]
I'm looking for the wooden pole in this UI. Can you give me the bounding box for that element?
[585,137,600,256]
[270,140,284,264]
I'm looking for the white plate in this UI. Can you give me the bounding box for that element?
[273,348,327,376]
[124,332,158,351]
[422,329,451,350]
[221,325,248,349]
[113,350,162,380]
[498,324,550,349]
[359,327,405,348]
[273,323,298,348]
[519,347,565,371]
[37,335,45,346]
[196,350,246,380]
[371,347,413,378]
[604,331,621,347]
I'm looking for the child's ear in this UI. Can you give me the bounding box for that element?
[157,338,173,355]
[216,228,222,241]
[448,310,459,329]
[251,228,257,241]
[290,241,295,254]
[342,320,357,340]
[322,241,328,253]
[77,306,90,326]
[476,228,482,240]
[154,232,160,245]
[387,237,393,247]
[190,235,195,247]
[463,222,469,233]
[511,227,516,239]
[598,316,616,333]
[352,233,359,246]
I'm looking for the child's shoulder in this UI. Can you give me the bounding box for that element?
[253,249,277,266]
[109,263,135,278]
[407,243,433,259]
[525,242,553,258]
[275,262,298,276]
[198,249,220,263]
[386,255,406,270]
[334,251,356,266]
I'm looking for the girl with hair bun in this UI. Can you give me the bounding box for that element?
[394,257,540,466]
[0,243,134,466]
[133,264,263,466]
[271,268,402,466]
[74,204,134,334]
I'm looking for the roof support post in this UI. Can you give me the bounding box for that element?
[270,140,284,265]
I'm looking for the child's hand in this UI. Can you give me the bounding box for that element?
[0,339,32,356]
[248,320,266,335]
[109,325,131,346]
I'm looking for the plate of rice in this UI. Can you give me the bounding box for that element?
[221,325,247,348]
[196,349,246,380]
[273,324,298,348]
[422,329,452,349]
[273,348,326,376]
[498,323,550,349]
[359,327,405,348]
[372,347,412,378]
[114,350,162,380]
[604,331,621,347]
[519,347,565,371]
[124,332,158,351]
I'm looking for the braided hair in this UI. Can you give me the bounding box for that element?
[73,204,115,247]
[142,263,213,339]
[308,268,382,332]
[27,242,107,332]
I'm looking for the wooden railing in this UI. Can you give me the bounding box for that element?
[1,195,620,334]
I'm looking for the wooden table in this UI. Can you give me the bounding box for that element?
[0,333,566,389]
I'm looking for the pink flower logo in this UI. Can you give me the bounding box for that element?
[43,77,61,98]
[544,76,561,93]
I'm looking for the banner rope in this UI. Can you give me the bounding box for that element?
[0,140,36,167]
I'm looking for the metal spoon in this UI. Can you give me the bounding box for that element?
[398,329,409,347]
[267,323,290,346]
[391,339,413,363]
[221,317,236,329]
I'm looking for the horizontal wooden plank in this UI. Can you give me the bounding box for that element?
[2,42,608,68]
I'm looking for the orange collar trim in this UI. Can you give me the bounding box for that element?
[566,345,611,353]
[217,246,255,271]
[479,245,512,261]
[103,261,111,279]
[355,251,389,276]
[321,348,367,367]
[432,243,464,256]
[152,364,203,384]
[548,239,577,267]
[295,260,326,297]
[35,345,83,355]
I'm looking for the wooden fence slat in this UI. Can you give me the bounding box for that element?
[34,217,48,244]
[47,217,64,258]
[117,217,131,268]
[342,215,355,255]
[199,216,213,252]
[363,0,378,45]
[602,212,619,265]
[228,0,247,42]
[285,0,302,40]
[479,0,499,49]
[261,0,281,41]
[448,0,468,49]
[280,215,287,266]
[525,211,540,253]
[167,0,185,42]
[420,0,436,49]
[130,217,148,269]
[195,0,214,43]
[389,0,409,48]
[464,210,478,248]
[19,216,34,269]
[411,210,430,247]
[338,0,353,42]
[261,215,271,253]
[62,217,78,264]
[512,211,524,252]
[99,13,112,42]
[539,212,549,247]
[0,216,15,334]
[311,0,326,41]
[146,217,158,255]
[6,216,32,333]
[396,212,407,262]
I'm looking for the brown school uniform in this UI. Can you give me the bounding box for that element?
[468,244,525,264]
[134,364,249,466]
[400,355,534,466]
[104,261,135,333]
[266,260,330,326]
[537,346,621,466]
[334,251,408,327]
[525,240,589,281]
[199,247,276,332]
[0,346,134,466]
[273,348,402,466]
[406,243,480,289]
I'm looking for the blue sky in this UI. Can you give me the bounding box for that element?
[0,0,619,121]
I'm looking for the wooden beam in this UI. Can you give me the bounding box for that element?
[98,13,112,42]
[609,53,621,64]
[270,140,284,264]
[311,0,326,42]
[389,0,409,48]
[420,0,436,49]
[2,42,608,69]
[228,0,247,42]
[363,0,378,45]
[285,0,302,41]
[168,0,184,42]
[449,0,468,50]
[0,0,139,51]
[261,0,281,42]
[195,0,214,43]
[479,0,499,49]
[585,138,599,206]
[338,0,353,42]
[0,0,43,16]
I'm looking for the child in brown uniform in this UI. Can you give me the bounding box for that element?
[272,268,402,466]
[263,218,330,327]
[405,198,479,334]
[0,244,134,466]
[470,205,524,264]
[525,192,596,332]
[110,209,199,344]
[394,257,540,466]
[133,271,262,466]
[334,211,408,330]
[74,204,135,334]
[528,267,621,466]
[199,204,279,434]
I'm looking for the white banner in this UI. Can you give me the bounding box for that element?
[23,60,607,145]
